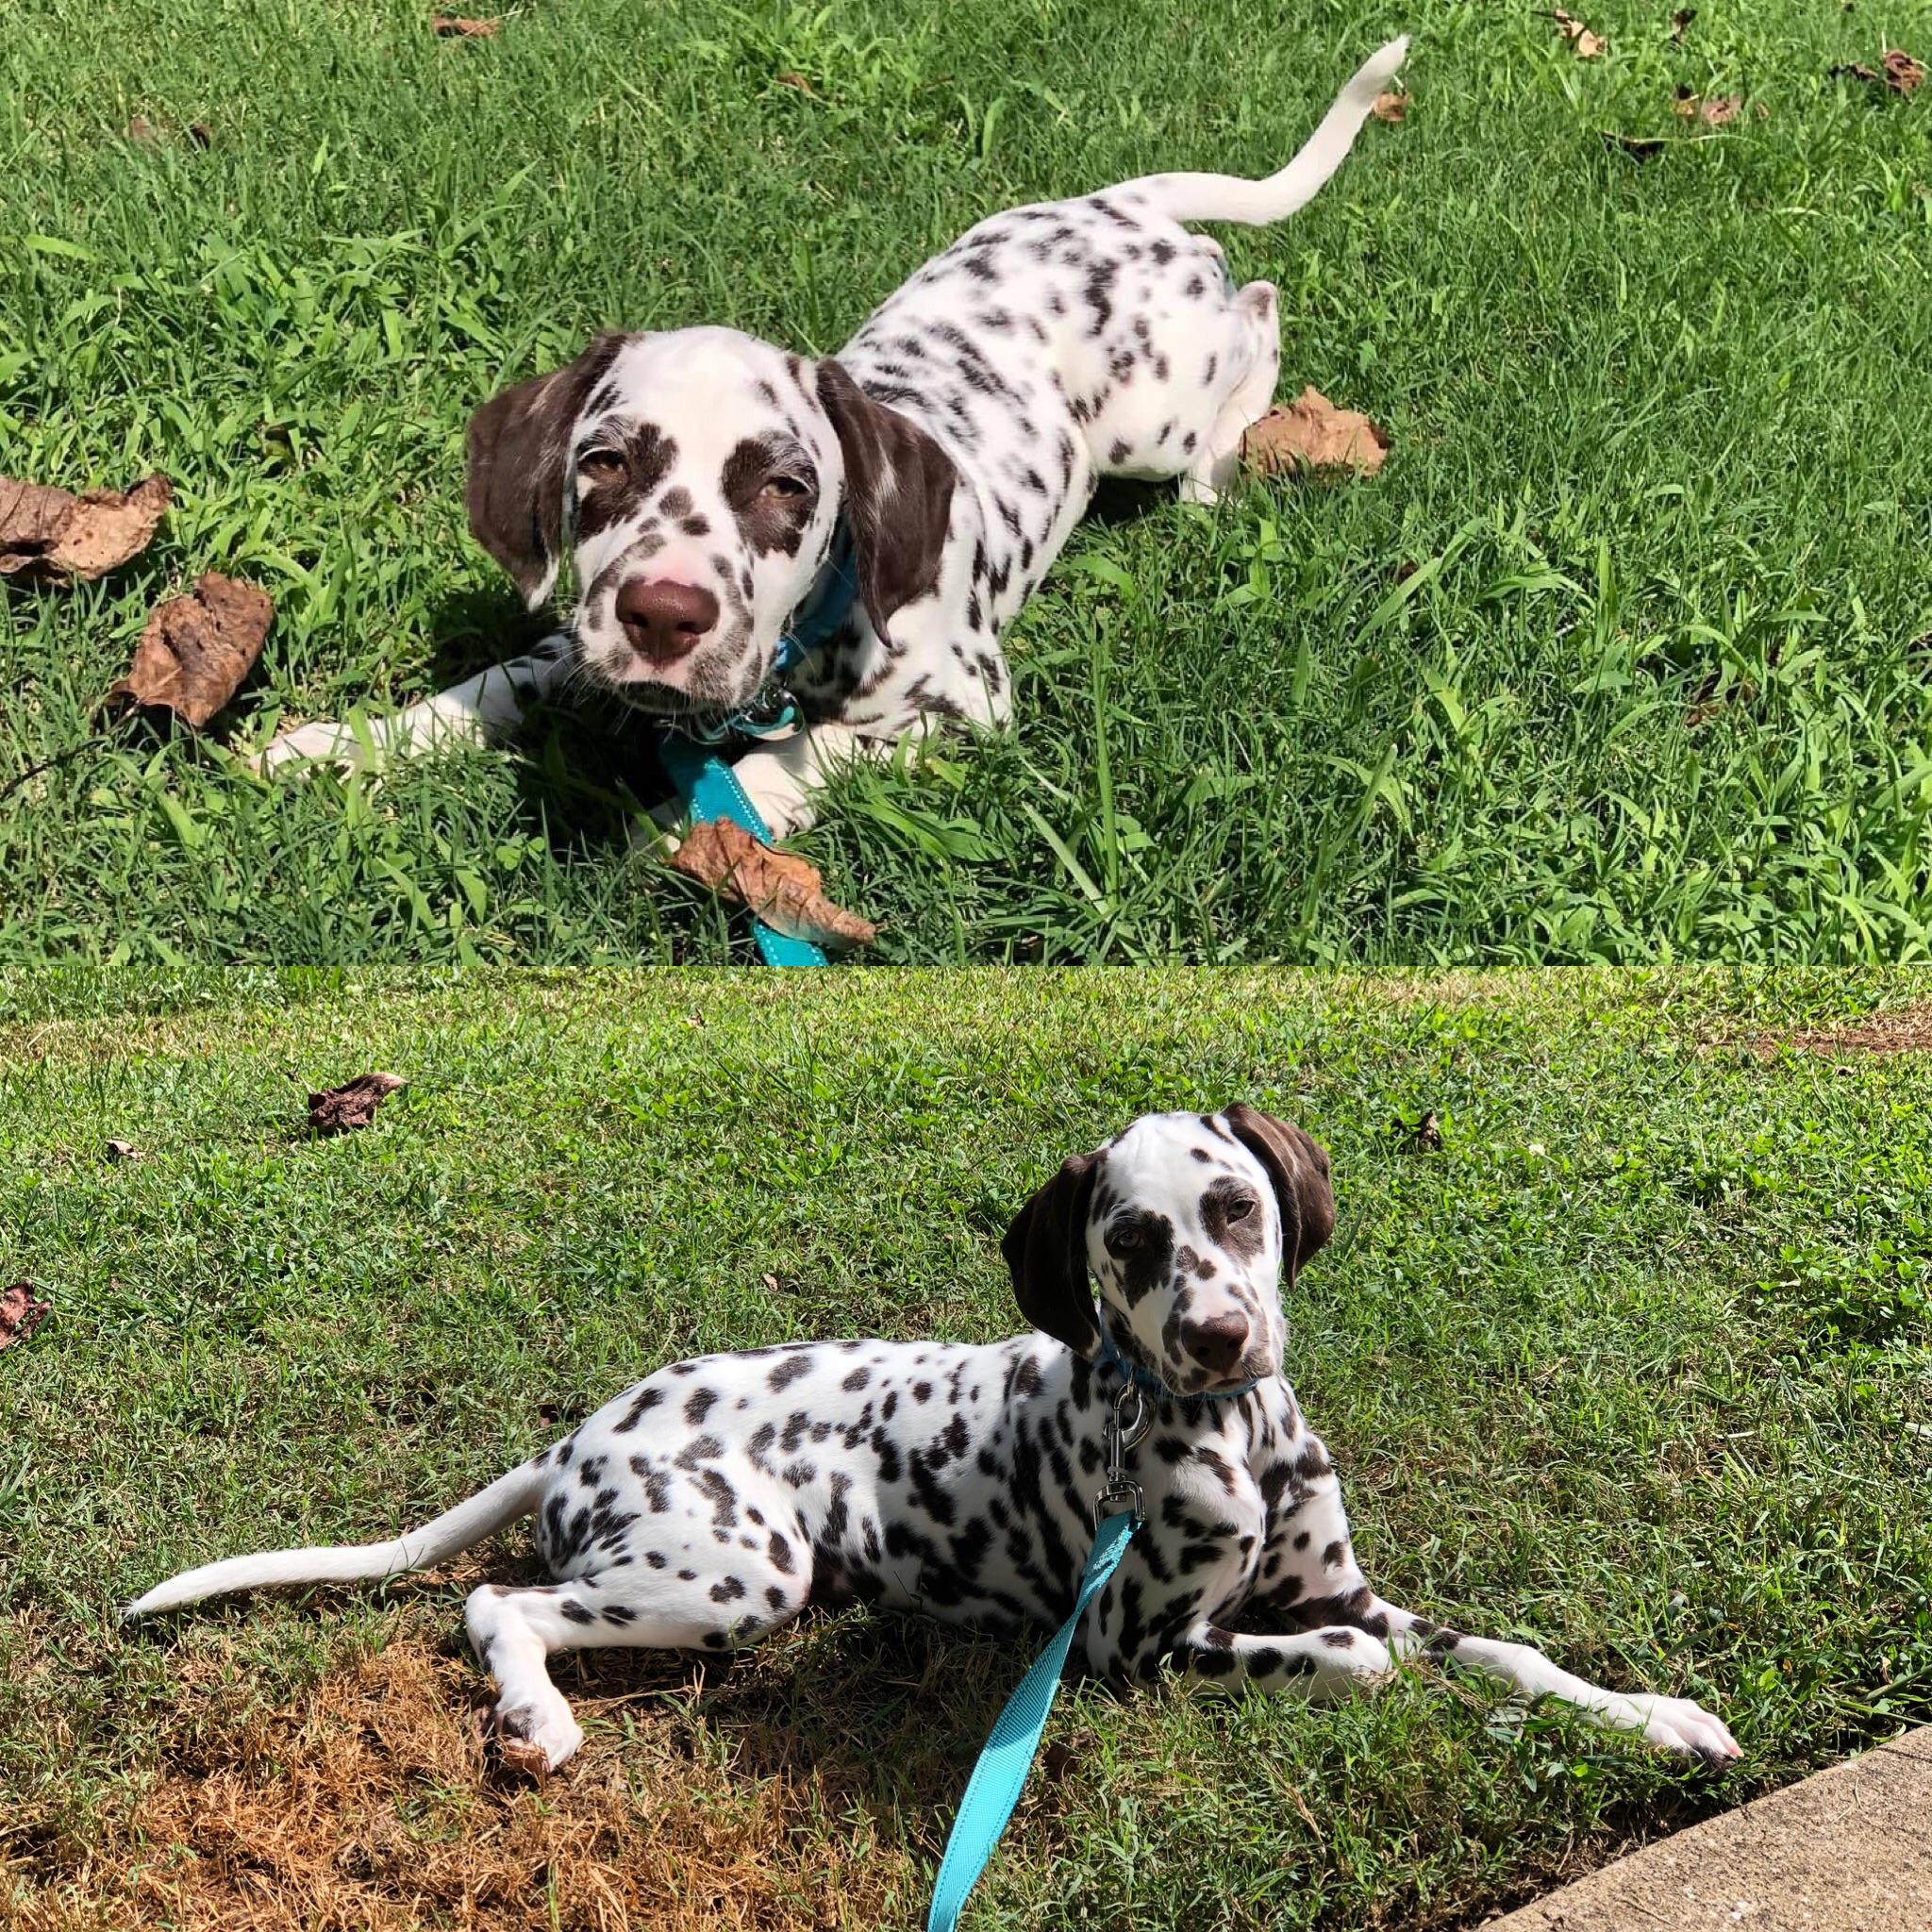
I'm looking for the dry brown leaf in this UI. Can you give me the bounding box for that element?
[1,1282,50,1353]
[104,1140,145,1163]
[432,13,501,36]
[308,1071,406,1136]
[1241,387,1389,479]
[0,474,171,584]
[671,820,878,948]
[1884,48,1926,93]
[1602,129,1665,158]
[774,70,817,94]
[109,573,273,728]
[1674,88,1742,125]
[1553,9,1607,58]
[1372,90,1408,123]
[1835,50,1926,94]
[1670,8,1695,42]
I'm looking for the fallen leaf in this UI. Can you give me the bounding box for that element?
[774,71,817,94]
[1241,387,1389,479]
[308,1071,406,1136]
[1408,1110,1443,1151]
[125,115,211,148]
[109,573,274,728]
[0,473,171,584]
[1670,8,1695,42]
[1674,88,1742,125]
[104,1139,145,1162]
[671,820,879,948]
[1835,50,1926,94]
[1602,129,1666,159]
[1885,47,1926,93]
[762,1274,782,1294]
[1,1282,50,1352]
[432,14,501,36]
[1372,90,1408,123]
[1553,9,1607,58]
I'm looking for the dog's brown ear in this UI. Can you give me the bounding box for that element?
[466,335,628,608]
[816,358,957,647]
[1225,1106,1335,1278]
[1001,1151,1102,1356]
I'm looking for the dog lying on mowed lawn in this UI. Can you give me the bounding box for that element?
[127,1107,1741,1775]
[259,41,1408,841]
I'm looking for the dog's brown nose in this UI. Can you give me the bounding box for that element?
[615,578,719,668]
[1179,1311,1250,1376]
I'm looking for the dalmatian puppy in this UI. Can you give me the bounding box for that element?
[126,1107,1740,1777]
[257,40,1408,839]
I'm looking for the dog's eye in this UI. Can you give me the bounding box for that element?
[760,473,812,501]
[1225,1197,1255,1224]
[579,450,626,482]
[1106,1223,1144,1255]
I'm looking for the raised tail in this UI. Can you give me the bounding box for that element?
[122,1460,545,1620]
[1117,36,1407,226]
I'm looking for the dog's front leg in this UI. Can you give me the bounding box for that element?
[1372,1601,1741,1765]
[1178,1618,1398,1699]
[254,635,574,774]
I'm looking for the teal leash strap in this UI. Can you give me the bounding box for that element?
[926,1510,1139,1932]
[657,731,828,970]
[926,1377,1153,1931]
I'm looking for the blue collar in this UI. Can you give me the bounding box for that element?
[1093,1305,1262,1406]
[683,524,859,745]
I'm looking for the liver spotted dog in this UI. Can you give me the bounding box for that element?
[258,42,1406,839]
[127,1108,1740,1775]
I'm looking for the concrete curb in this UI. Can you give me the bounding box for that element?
[1477,1728,1932,1932]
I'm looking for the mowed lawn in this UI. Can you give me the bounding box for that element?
[4,1,1932,965]
[2,969,1928,1930]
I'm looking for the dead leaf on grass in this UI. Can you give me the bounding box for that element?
[1407,1109,1444,1151]
[1241,387,1389,479]
[774,71,817,95]
[108,573,274,727]
[308,1071,407,1136]
[1,1283,50,1353]
[432,13,501,36]
[1675,87,1743,125]
[1602,129,1666,158]
[1553,9,1607,58]
[1834,50,1926,95]
[671,820,879,949]
[1372,90,1408,123]
[0,473,171,584]
[1670,8,1695,42]
[125,116,210,148]
[104,1140,145,1163]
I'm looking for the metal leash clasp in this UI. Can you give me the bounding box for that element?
[1091,1379,1152,1529]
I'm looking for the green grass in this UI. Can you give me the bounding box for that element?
[3,969,1929,1928]
[4,0,1932,964]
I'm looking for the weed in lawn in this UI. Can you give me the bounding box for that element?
[2,2,1930,962]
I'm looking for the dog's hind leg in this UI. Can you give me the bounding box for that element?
[465,1507,812,1769]
[1178,282,1282,505]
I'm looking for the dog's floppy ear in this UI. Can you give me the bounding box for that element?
[466,334,628,609]
[816,358,957,647]
[1224,1105,1335,1278]
[1000,1151,1102,1356]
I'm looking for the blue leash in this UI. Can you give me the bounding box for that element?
[658,529,858,969]
[926,1508,1139,1932]
[927,1342,1264,1928]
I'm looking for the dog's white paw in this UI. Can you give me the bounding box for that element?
[252,719,362,776]
[1622,1692,1741,1765]
[495,1694,584,1773]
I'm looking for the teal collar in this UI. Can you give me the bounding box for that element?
[681,524,858,745]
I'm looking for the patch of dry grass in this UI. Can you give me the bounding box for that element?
[5,1626,922,1932]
